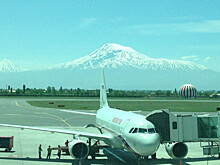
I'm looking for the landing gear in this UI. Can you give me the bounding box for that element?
[137,156,145,165]
[151,152,156,159]
[90,148,96,159]
[136,153,157,165]
[87,138,100,159]
[5,148,12,152]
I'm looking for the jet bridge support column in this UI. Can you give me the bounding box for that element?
[217,108,220,158]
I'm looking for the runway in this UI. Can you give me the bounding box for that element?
[0,97,219,165]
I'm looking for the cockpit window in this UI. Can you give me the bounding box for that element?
[139,128,148,133]
[132,128,138,133]
[148,128,156,134]
[132,128,156,134]
[129,127,134,133]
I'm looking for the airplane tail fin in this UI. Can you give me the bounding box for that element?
[100,69,109,109]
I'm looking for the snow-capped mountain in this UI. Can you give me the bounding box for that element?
[0,44,219,90]
[50,43,207,71]
[0,59,24,72]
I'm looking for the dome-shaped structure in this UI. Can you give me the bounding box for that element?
[179,84,197,98]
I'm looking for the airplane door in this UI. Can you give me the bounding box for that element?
[121,119,130,133]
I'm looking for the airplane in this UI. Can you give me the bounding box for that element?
[0,70,184,162]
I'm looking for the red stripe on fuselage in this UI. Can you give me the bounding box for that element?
[101,126,137,154]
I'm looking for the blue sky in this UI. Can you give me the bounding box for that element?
[0,0,220,71]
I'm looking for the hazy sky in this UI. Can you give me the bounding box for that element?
[0,0,220,71]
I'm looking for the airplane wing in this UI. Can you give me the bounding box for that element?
[60,110,96,116]
[0,123,110,142]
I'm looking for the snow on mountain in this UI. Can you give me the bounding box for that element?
[0,59,24,72]
[50,43,207,71]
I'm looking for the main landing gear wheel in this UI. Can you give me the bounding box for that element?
[151,152,156,159]
[136,156,146,165]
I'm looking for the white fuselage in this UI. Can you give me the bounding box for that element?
[96,106,160,156]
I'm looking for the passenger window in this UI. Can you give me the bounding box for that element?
[172,122,177,129]
[148,128,156,134]
[132,128,138,133]
[139,128,148,133]
[129,128,134,133]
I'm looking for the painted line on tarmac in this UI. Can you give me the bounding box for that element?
[4,114,21,116]
[15,101,52,111]
[35,112,48,114]
[46,113,72,128]
[15,101,23,108]
[8,155,22,158]
[15,101,72,128]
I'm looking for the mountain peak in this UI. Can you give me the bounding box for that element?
[101,43,136,53]
[2,59,12,64]
[0,59,24,72]
[50,43,207,71]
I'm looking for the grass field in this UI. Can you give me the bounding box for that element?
[27,98,220,112]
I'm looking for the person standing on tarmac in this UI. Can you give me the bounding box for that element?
[57,145,62,159]
[46,145,52,159]
[65,140,69,147]
[65,140,70,155]
[38,144,43,159]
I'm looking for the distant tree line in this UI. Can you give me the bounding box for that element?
[0,85,219,98]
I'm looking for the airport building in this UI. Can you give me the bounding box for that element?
[179,84,197,98]
[146,109,220,158]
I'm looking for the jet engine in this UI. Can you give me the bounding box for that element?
[165,142,188,159]
[69,139,89,159]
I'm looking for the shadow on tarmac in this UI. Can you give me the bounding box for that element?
[0,157,109,165]
[0,151,15,153]
[0,156,219,165]
[144,157,219,165]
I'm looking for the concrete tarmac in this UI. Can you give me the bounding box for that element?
[0,97,219,165]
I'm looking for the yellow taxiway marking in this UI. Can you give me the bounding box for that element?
[47,113,72,128]
[15,101,23,108]
[15,100,72,128]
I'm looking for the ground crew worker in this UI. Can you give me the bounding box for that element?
[57,145,62,159]
[38,144,43,159]
[65,140,69,147]
[46,145,52,159]
[65,140,70,155]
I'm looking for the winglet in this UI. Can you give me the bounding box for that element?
[100,69,109,108]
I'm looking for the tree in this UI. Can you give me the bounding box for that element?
[16,89,22,95]
[166,90,171,97]
[52,87,56,95]
[23,84,26,94]
[155,90,162,97]
[59,86,63,94]
[108,88,113,93]
[47,86,52,93]
[76,88,81,96]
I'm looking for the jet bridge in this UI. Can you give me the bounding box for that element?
[146,108,220,157]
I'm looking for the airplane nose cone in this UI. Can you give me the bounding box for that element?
[138,133,160,156]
